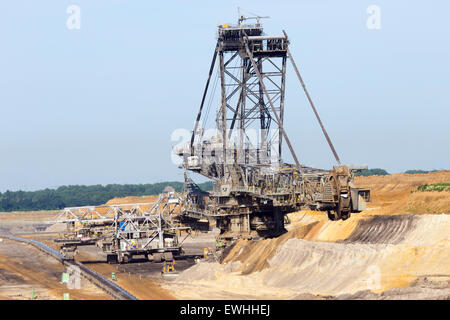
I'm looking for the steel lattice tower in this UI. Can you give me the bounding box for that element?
[216,23,288,168]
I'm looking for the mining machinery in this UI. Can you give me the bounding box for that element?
[175,173,211,231]
[174,14,370,244]
[53,192,189,263]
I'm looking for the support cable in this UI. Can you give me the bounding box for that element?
[191,43,219,155]
[283,30,341,165]
[243,34,305,178]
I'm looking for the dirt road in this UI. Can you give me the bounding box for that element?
[0,238,110,300]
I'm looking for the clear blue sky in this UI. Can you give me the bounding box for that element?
[0,1,449,191]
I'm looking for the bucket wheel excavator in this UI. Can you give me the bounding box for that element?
[174,13,370,244]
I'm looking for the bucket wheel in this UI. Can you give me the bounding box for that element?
[327,210,340,221]
[107,254,118,264]
[341,211,351,220]
[327,209,351,221]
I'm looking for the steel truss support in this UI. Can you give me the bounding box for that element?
[243,34,305,177]
[54,193,189,255]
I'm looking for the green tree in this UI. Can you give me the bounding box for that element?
[354,168,390,177]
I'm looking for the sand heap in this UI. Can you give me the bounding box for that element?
[166,213,450,299]
[105,195,159,205]
[162,171,450,299]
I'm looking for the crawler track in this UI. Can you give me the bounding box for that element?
[0,234,137,300]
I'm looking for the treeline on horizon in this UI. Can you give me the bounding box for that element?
[354,168,440,177]
[0,168,444,212]
[0,181,214,212]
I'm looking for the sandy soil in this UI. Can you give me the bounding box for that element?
[0,200,212,300]
[105,195,159,205]
[163,212,450,299]
[73,249,176,300]
[354,170,450,214]
[0,210,59,235]
[0,239,110,300]
[0,209,175,300]
[67,231,217,300]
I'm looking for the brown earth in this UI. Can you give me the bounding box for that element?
[0,239,110,300]
[0,210,58,223]
[354,170,450,214]
[0,209,176,300]
[73,250,175,300]
[8,235,177,300]
[105,195,159,205]
[104,194,181,215]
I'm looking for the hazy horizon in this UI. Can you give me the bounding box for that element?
[0,168,446,193]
